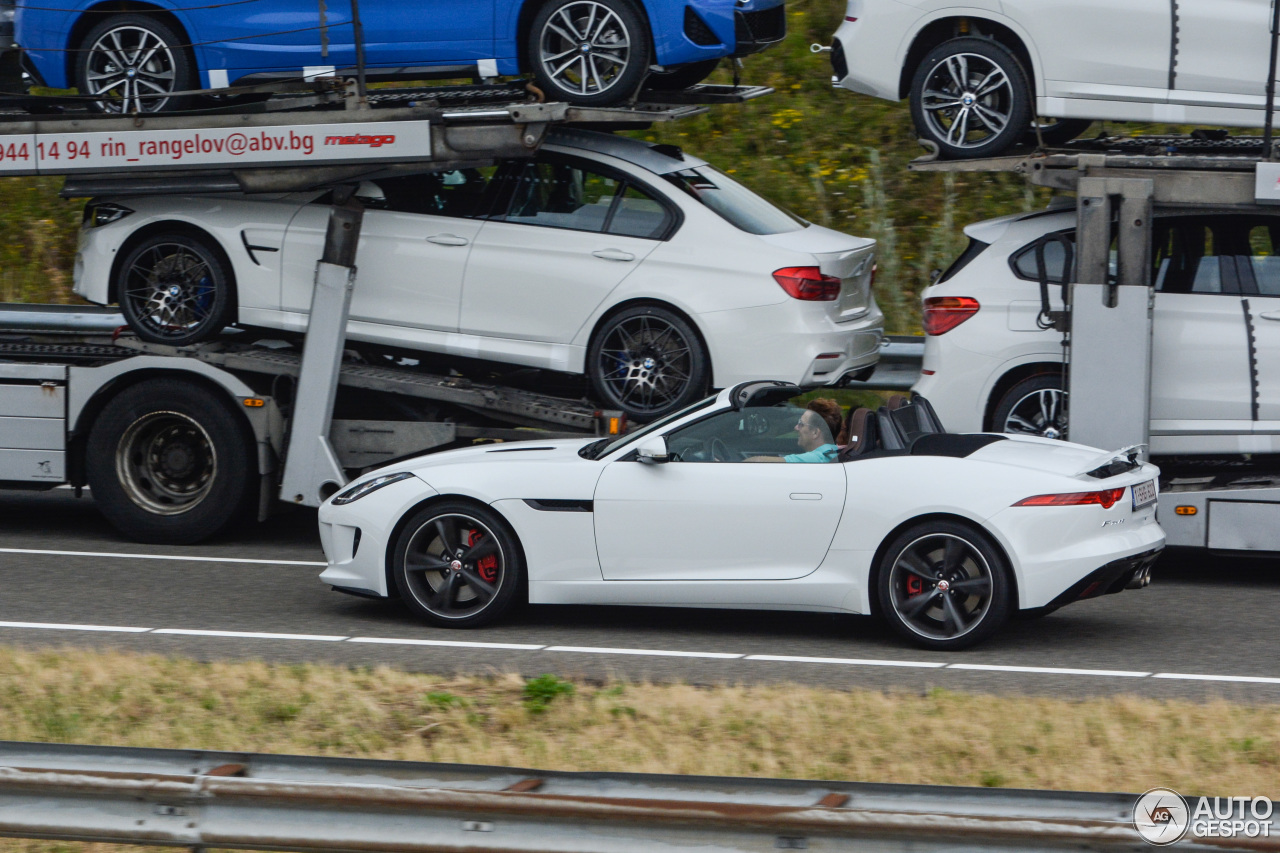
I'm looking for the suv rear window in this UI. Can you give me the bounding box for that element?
[664,166,807,235]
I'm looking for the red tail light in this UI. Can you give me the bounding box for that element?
[922,296,980,335]
[774,267,841,301]
[1014,488,1126,510]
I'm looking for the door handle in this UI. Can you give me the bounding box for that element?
[426,234,469,246]
[592,249,635,262]
[789,493,823,501]
[1260,311,1280,321]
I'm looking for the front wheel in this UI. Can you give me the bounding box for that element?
[992,374,1067,440]
[391,502,525,628]
[85,379,257,544]
[877,520,1012,650]
[588,304,710,422]
[117,232,233,346]
[75,13,195,113]
[909,37,1032,160]
[527,0,651,106]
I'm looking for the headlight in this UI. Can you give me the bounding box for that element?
[330,471,415,505]
[83,202,134,228]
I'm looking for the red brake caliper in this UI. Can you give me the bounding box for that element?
[467,530,499,583]
[906,575,924,597]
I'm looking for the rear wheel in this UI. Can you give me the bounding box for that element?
[117,232,233,346]
[528,0,651,106]
[85,379,257,544]
[588,304,710,422]
[992,374,1067,440]
[877,520,1012,650]
[391,501,524,628]
[75,13,194,113]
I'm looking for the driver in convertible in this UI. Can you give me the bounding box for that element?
[747,398,843,463]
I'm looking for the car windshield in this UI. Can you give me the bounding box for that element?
[664,166,808,235]
[581,396,719,460]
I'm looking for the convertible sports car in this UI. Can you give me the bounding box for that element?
[318,382,1164,649]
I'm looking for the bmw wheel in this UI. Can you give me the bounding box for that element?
[528,0,651,106]
[75,13,194,113]
[878,520,1012,650]
[588,304,710,422]
[392,502,525,628]
[116,232,233,346]
[909,37,1031,160]
[992,374,1067,440]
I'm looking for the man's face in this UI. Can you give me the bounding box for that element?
[794,411,827,452]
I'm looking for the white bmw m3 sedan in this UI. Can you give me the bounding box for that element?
[74,129,883,421]
[317,381,1165,650]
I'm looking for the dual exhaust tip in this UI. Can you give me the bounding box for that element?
[1125,563,1154,590]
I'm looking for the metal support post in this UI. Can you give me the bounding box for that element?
[278,189,365,506]
[1067,177,1155,455]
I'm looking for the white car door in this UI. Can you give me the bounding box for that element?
[1002,0,1172,102]
[459,156,666,344]
[593,404,846,581]
[1149,218,1254,435]
[279,168,497,333]
[1168,0,1272,111]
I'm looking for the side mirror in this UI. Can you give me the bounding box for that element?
[635,435,670,465]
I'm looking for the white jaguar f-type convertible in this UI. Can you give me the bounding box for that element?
[318,382,1164,649]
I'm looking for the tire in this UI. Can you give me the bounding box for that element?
[1024,117,1093,148]
[85,379,257,544]
[991,374,1067,440]
[527,0,651,106]
[588,304,711,422]
[645,59,720,91]
[75,13,195,114]
[116,232,234,346]
[877,520,1012,650]
[391,501,525,628]
[909,37,1032,160]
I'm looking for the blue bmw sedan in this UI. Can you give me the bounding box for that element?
[16,0,786,112]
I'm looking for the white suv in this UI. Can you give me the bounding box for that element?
[828,0,1277,159]
[914,205,1280,456]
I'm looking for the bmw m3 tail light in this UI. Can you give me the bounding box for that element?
[922,296,980,335]
[774,267,841,301]
[1014,488,1126,510]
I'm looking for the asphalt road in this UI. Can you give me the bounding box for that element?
[3,489,1279,702]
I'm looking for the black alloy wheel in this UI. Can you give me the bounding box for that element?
[117,232,233,346]
[909,37,1032,159]
[392,502,524,628]
[75,13,194,113]
[992,374,1067,440]
[878,521,1011,650]
[528,0,651,106]
[588,304,710,422]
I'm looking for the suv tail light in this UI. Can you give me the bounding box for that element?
[922,296,980,335]
[1014,488,1126,510]
[774,267,841,301]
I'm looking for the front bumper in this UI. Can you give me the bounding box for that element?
[731,5,787,57]
[317,475,437,599]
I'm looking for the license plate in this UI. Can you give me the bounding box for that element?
[1132,479,1157,510]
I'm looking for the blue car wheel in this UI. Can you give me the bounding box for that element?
[528,0,651,106]
[75,13,195,113]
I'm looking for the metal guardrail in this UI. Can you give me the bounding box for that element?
[0,741,1268,852]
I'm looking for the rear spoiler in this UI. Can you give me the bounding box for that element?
[1074,444,1147,478]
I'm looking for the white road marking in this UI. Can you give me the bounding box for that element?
[747,654,946,669]
[0,548,326,567]
[152,629,347,642]
[546,645,743,659]
[0,620,1277,688]
[1152,672,1280,685]
[0,620,150,633]
[947,663,1150,678]
[350,637,545,651]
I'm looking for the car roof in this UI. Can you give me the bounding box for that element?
[545,128,708,175]
[962,205,1075,245]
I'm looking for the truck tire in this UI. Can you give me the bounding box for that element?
[85,378,257,544]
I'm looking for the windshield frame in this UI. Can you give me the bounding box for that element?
[586,396,721,460]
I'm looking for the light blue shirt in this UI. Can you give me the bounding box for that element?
[784,443,838,464]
